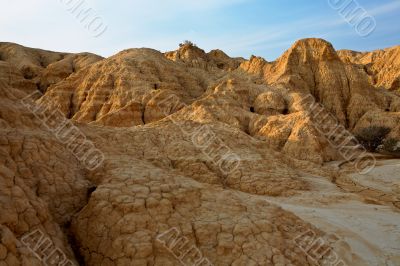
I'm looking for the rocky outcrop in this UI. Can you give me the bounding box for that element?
[165,43,243,70]
[5,39,400,163]
[338,46,400,92]
[0,80,89,265]
[240,39,400,155]
[0,66,336,266]
[1,39,400,265]
[71,161,323,265]
[0,42,102,93]
[40,47,219,127]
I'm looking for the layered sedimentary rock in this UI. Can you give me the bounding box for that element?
[338,45,400,92]
[1,39,399,265]
[0,42,103,94]
[241,39,400,157]
[0,77,89,265]
[0,63,332,266]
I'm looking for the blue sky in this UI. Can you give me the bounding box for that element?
[1,0,399,60]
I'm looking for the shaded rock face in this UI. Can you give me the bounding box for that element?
[0,39,399,265]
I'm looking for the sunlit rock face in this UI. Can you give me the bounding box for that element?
[0,39,399,266]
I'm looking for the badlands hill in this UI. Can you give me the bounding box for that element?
[0,39,399,266]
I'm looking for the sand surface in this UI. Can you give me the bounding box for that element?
[266,159,400,266]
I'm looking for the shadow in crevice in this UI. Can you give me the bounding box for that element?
[64,221,86,266]
[63,185,97,266]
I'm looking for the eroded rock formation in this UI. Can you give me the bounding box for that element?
[1,39,399,265]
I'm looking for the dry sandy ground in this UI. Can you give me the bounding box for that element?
[265,159,400,266]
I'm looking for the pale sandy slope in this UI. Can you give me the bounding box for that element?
[265,159,400,266]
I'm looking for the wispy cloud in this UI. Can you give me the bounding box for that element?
[368,0,400,16]
[0,0,398,61]
[93,0,250,24]
[208,16,347,56]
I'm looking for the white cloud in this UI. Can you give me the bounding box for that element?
[368,0,400,16]
[0,0,396,60]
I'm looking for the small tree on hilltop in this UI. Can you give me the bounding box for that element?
[179,40,196,47]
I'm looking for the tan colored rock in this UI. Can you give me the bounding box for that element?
[165,43,243,71]
[253,90,287,116]
[0,42,102,93]
[241,38,400,151]
[0,85,88,265]
[338,46,400,92]
[1,39,400,265]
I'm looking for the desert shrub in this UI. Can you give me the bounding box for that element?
[381,138,400,155]
[355,126,390,152]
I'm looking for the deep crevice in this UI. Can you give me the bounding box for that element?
[141,107,146,125]
[38,56,46,68]
[67,93,75,119]
[87,186,97,198]
[35,82,42,92]
[66,229,86,266]
[59,182,97,266]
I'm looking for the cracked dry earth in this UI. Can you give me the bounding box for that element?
[0,39,400,265]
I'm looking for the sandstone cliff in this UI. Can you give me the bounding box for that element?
[1,39,399,266]
[338,45,400,92]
